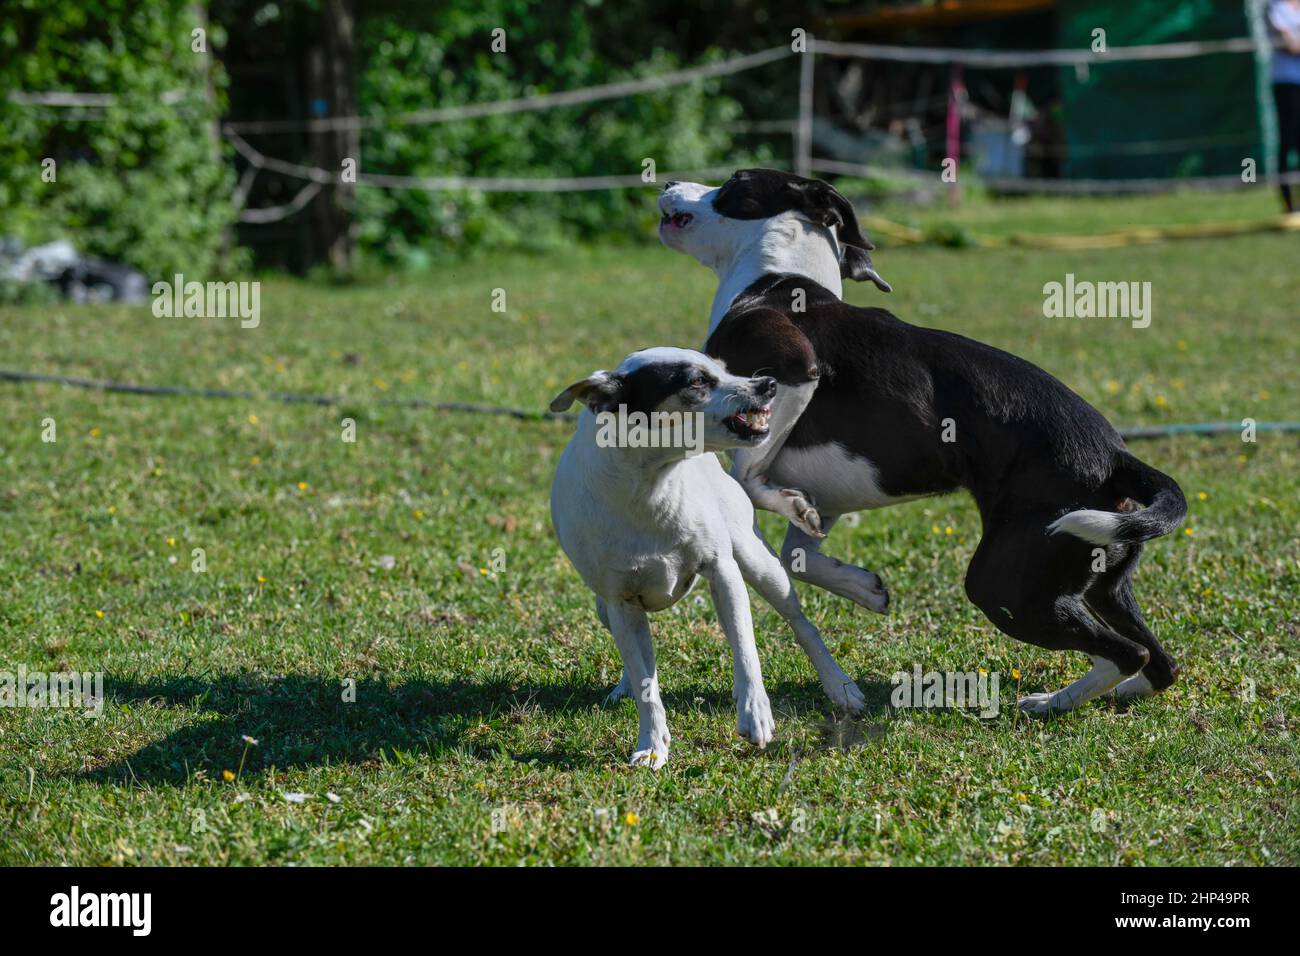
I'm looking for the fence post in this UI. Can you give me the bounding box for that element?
[946,62,964,206]
[796,36,814,177]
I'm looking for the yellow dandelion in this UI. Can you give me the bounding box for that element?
[89,427,102,438]
[1176,340,1188,351]
[944,526,954,536]
[107,505,117,514]
[1183,528,1194,536]
[479,567,488,576]
[931,525,941,534]
[247,413,258,425]
[1016,793,1028,803]
[167,537,176,546]
[978,667,988,675]
[222,769,235,782]
[414,509,425,519]
[94,609,105,619]
[1104,380,1121,395]
[250,456,261,466]
[257,574,267,584]
[1154,395,1167,408]
[1012,667,1021,679]
[624,811,640,826]
[1236,454,1248,464]
[1197,491,1208,502]
[297,481,308,491]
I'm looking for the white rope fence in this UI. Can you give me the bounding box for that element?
[223,45,792,134]
[12,33,1285,218]
[813,37,1257,67]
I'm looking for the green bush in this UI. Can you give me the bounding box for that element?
[352,3,755,264]
[0,0,237,279]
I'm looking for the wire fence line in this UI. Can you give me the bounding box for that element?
[214,35,1265,132]
[4,368,1294,440]
[11,34,1286,210]
[813,37,1258,67]
[227,129,738,199]
[224,45,793,134]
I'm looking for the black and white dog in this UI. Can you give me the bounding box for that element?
[549,347,865,767]
[658,169,1186,714]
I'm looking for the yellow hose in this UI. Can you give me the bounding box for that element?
[861,212,1300,251]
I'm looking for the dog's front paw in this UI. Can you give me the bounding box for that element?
[628,747,669,769]
[736,690,775,748]
[842,567,890,614]
[778,488,823,539]
[822,673,867,714]
[629,728,670,769]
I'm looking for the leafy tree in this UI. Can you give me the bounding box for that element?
[0,0,236,278]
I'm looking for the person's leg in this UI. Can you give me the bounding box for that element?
[1276,83,1300,213]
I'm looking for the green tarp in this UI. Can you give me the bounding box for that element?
[1056,0,1266,178]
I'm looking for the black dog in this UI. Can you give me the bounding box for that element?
[658,169,1185,713]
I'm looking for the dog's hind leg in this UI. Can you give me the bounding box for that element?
[1083,545,1179,700]
[734,530,865,713]
[779,517,890,613]
[595,597,632,704]
[964,520,1150,715]
[604,600,670,768]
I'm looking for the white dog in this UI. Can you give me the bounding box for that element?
[549,347,866,768]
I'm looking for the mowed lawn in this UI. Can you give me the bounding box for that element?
[0,198,1296,865]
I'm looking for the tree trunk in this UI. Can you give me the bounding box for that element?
[309,0,358,272]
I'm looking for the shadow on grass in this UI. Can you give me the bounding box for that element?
[75,672,896,784]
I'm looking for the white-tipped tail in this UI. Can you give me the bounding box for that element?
[1047,509,1122,545]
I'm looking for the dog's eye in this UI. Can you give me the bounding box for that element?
[691,375,709,390]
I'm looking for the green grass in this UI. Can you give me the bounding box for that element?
[0,194,1296,865]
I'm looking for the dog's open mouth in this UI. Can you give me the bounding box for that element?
[659,211,694,230]
[724,405,771,440]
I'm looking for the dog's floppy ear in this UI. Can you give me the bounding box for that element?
[794,180,892,293]
[839,244,891,292]
[548,370,624,413]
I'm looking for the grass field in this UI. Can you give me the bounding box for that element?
[0,192,1296,865]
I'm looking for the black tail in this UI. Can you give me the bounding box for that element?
[1048,451,1186,545]
[1106,451,1187,543]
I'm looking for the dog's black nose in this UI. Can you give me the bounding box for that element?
[664,181,679,190]
[756,376,777,398]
